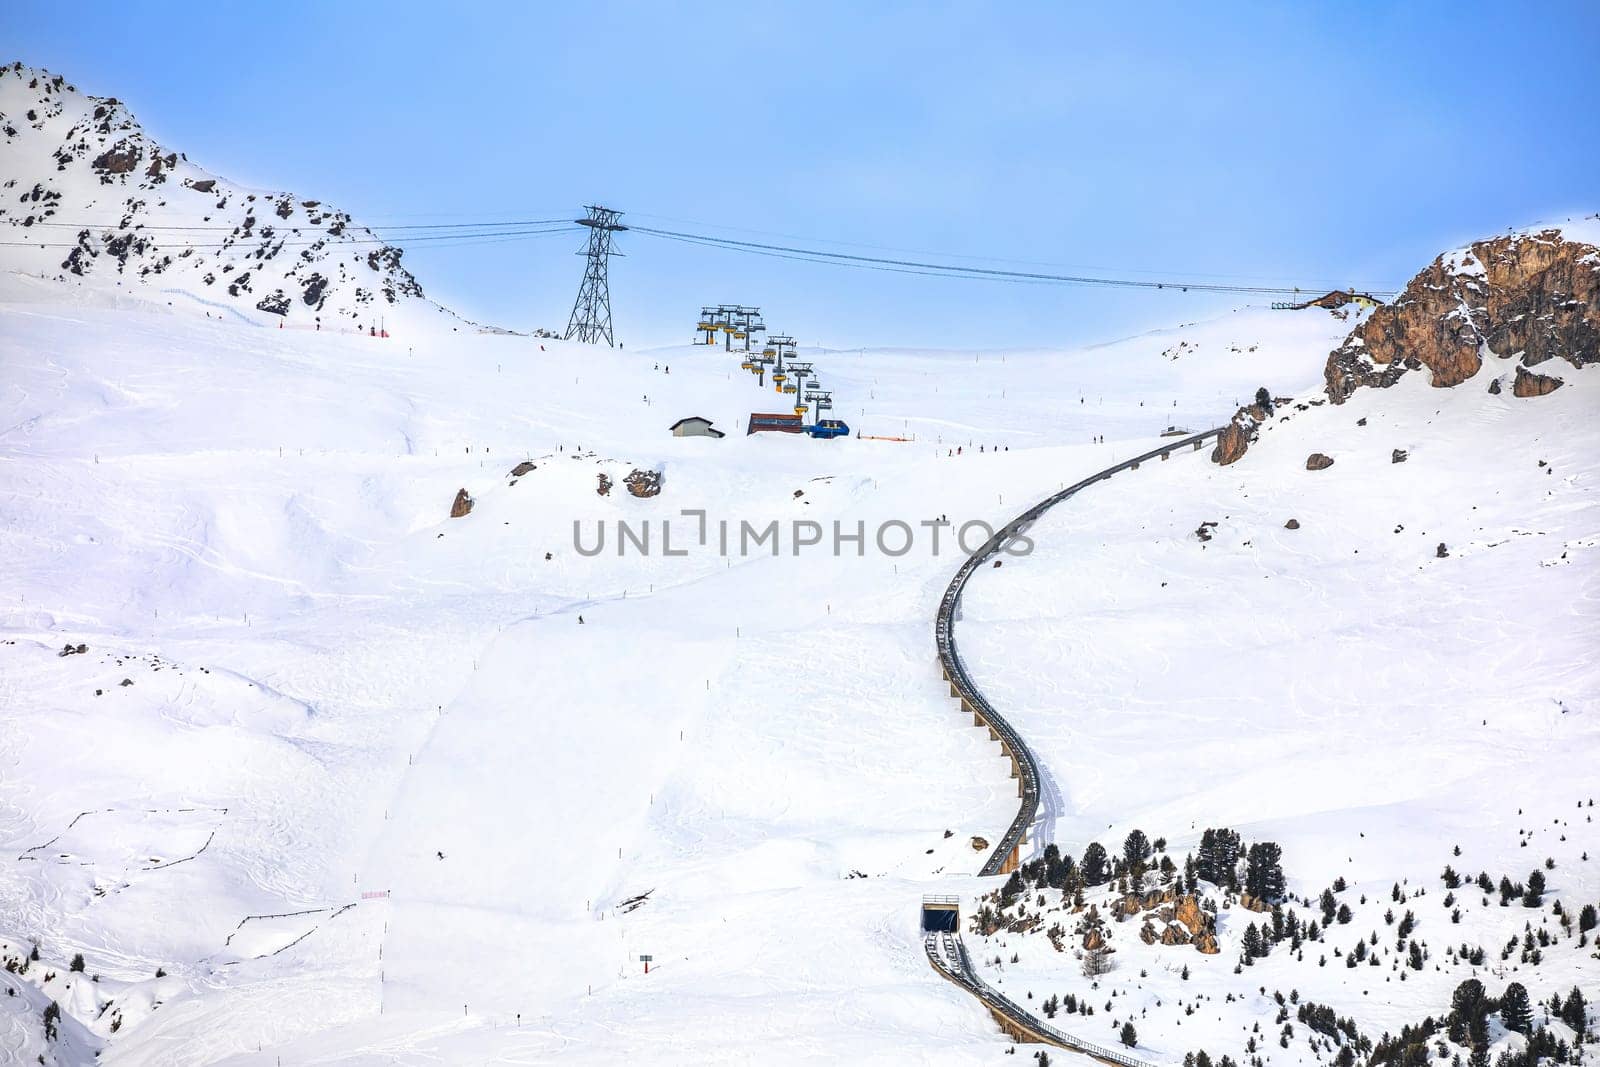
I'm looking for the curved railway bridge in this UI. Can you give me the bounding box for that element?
[928,426,1224,1059]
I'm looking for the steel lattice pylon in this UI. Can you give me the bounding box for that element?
[563,205,627,346]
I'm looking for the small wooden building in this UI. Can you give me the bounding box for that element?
[669,416,725,439]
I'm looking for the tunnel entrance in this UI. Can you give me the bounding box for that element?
[921,894,960,933]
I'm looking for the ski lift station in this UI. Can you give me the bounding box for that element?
[921,894,960,933]
[697,310,850,440]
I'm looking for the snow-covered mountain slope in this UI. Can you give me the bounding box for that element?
[957,366,1599,1065]
[2,194,1595,1065]
[0,62,467,334]
[948,221,1600,1067]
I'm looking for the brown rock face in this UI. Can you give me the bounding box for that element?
[92,143,140,174]
[510,460,536,477]
[597,473,613,497]
[1306,453,1334,471]
[1211,403,1268,466]
[1512,365,1565,397]
[1159,924,1192,946]
[449,489,473,518]
[1173,895,1208,937]
[625,469,663,498]
[1193,932,1221,955]
[1326,228,1600,403]
[1284,518,1301,530]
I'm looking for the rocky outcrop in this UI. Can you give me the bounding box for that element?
[1173,895,1208,937]
[449,489,473,518]
[91,142,140,174]
[1305,453,1334,471]
[1284,518,1301,530]
[1391,448,1408,464]
[625,469,663,498]
[596,473,613,497]
[1326,227,1600,403]
[1513,365,1564,397]
[1211,403,1267,466]
[509,460,536,478]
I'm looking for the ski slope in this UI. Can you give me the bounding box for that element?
[2,248,1595,1063]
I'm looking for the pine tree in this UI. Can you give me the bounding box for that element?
[1500,982,1533,1034]
[1197,828,1241,888]
[1082,842,1110,886]
[1002,870,1024,906]
[1124,829,1152,873]
[1579,904,1598,934]
[1121,1022,1138,1048]
[1242,923,1265,961]
[1560,987,1587,1037]
[1336,903,1353,924]
[1246,842,1286,902]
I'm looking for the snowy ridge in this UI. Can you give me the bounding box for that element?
[0,61,471,334]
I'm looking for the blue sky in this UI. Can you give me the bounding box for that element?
[6,2,1598,348]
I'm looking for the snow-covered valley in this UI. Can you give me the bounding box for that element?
[3,58,1598,1067]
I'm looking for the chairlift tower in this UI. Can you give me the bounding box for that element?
[715,305,740,351]
[786,362,813,411]
[768,335,796,375]
[696,306,719,345]
[751,349,775,387]
[564,206,627,346]
[731,306,763,352]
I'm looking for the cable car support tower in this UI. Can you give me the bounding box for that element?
[564,205,627,346]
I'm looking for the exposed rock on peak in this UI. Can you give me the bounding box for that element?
[1326,226,1599,403]
[0,61,462,331]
